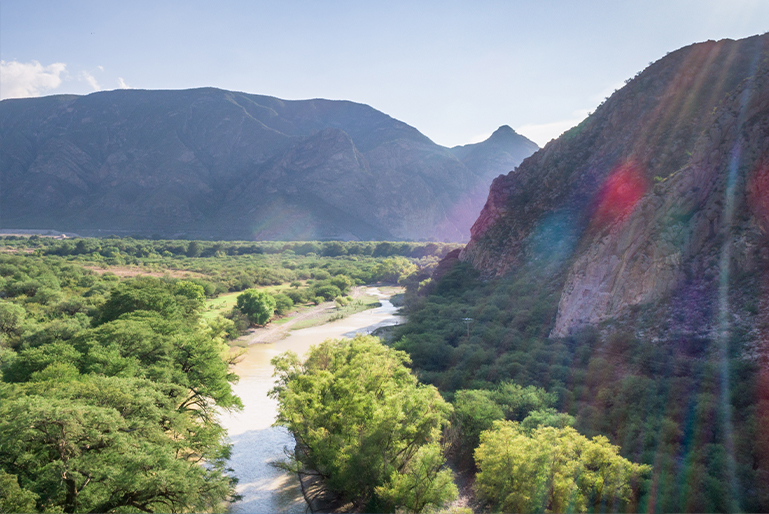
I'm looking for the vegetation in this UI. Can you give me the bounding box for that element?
[0,258,241,512]
[269,335,457,513]
[448,382,560,466]
[236,288,276,325]
[394,256,769,512]
[0,238,459,512]
[2,234,756,513]
[474,421,650,513]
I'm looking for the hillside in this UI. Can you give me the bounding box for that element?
[462,33,769,340]
[0,89,536,241]
[393,33,769,512]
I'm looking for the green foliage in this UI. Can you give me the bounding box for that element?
[474,421,650,513]
[449,382,555,467]
[0,302,25,339]
[0,470,38,513]
[174,280,205,303]
[521,408,575,432]
[372,257,418,283]
[375,443,457,514]
[96,278,181,324]
[395,253,769,510]
[0,374,236,513]
[270,335,456,512]
[312,284,342,301]
[235,288,276,325]
[0,255,242,511]
[450,390,503,466]
[272,293,294,316]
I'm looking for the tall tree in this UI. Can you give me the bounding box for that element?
[270,335,457,513]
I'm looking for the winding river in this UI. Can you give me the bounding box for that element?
[221,288,402,513]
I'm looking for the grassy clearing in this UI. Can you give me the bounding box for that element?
[202,284,298,320]
[202,292,240,320]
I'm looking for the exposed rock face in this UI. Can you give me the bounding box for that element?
[0,89,537,241]
[461,34,769,337]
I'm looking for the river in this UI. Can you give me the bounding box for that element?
[221,288,402,513]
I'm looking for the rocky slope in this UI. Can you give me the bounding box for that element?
[461,33,769,339]
[0,89,536,241]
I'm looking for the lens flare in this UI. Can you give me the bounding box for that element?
[591,162,648,229]
[747,159,769,233]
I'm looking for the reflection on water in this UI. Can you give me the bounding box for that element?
[226,427,305,513]
[221,288,401,513]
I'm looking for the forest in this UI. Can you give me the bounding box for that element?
[0,237,456,512]
[1,235,766,513]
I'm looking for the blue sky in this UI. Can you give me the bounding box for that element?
[1,0,768,147]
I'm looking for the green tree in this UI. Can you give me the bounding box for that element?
[0,302,26,339]
[450,389,504,465]
[186,241,202,258]
[521,408,575,432]
[96,278,181,324]
[273,293,294,316]
[0,470,38,513]
[0,373,237,512]
[372,257,417,283]
[174,280,205,303]
[235,289,276,325]
[474,421,650,513]
[270,335,456,512]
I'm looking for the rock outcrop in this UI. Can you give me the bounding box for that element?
[0,89,537,241]
[461,33,769,337]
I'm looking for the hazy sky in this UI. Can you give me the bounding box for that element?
[1,1,768,147]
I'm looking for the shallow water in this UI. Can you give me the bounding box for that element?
[221,289,402,513]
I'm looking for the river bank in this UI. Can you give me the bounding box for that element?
[220,287,402,513]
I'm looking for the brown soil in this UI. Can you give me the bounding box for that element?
[0,247,34,253]
[83,265,206,279]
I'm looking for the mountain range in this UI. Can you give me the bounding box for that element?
[0,89,537,241]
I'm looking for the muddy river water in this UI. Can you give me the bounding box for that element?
[221,288,402,513]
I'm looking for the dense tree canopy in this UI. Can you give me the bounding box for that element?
[0,265,241,512]
[270,335,457,513]
[474,421,651,513]
[235,288,276,325]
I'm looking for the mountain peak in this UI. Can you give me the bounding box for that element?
[491,125,515,136]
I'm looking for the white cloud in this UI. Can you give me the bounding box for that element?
[0,60,67,100]
[79,71,101,91]
[518,109,591,147]
[97,65,104,72]
[117,77,131,89]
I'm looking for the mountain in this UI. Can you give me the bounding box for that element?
[449,125,539,178]
[0,89,537,241]
[462,33,769,341]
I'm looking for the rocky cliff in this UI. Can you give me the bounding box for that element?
[0,89,537,241]
[461,33,769,338]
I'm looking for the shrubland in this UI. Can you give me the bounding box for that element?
[393,254,769,512]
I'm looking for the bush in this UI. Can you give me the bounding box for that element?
[475,421,650,513]
[273,293,294,316]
